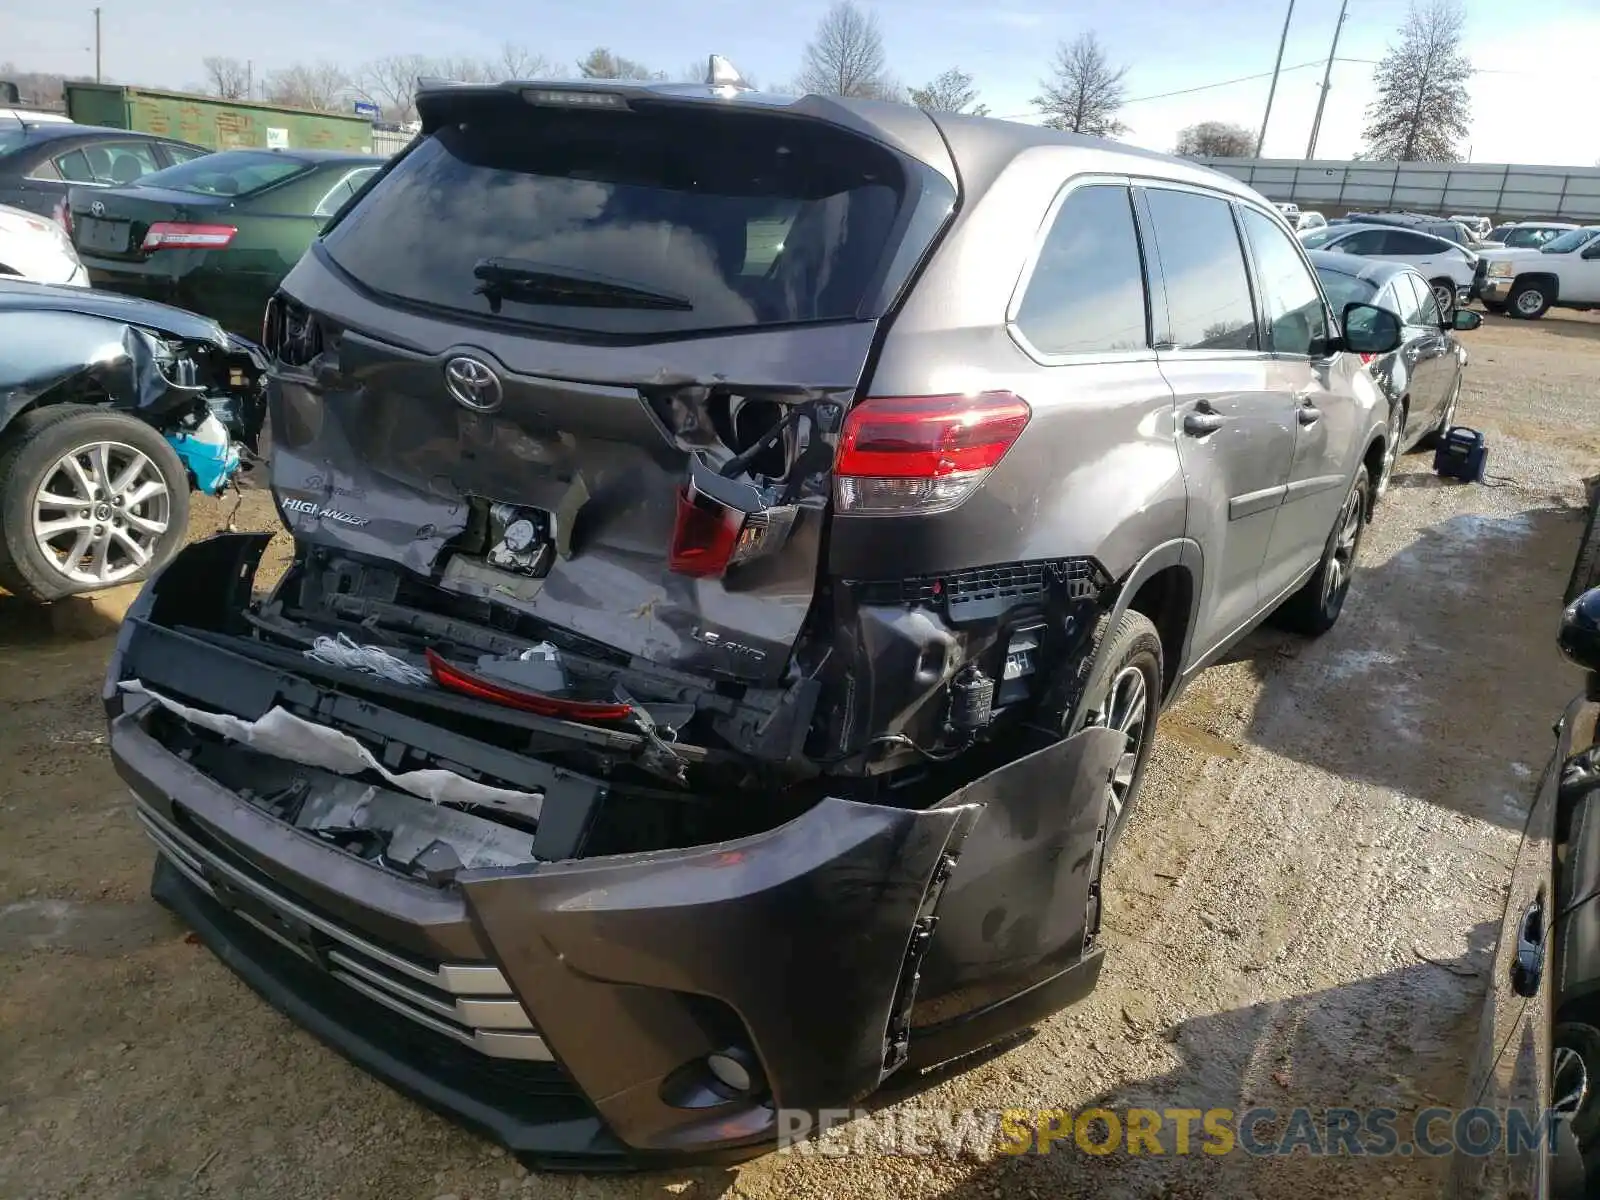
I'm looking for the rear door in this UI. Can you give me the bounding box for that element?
[1394,272,1452,424]
[1138,183,1294,650]
[1237,204,1356,597]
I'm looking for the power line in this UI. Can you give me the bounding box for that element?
[996,56,1347,121]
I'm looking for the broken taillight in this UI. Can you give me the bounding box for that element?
[424,649,633,721]
[667,456,799,579]
[834,392,1031,514]
[141,222,238,251]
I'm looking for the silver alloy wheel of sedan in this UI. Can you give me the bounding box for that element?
[1092,663,1150,828]
[1552,1044,1589,1119]
[1432,280,1456,317]
[31,440,172,587]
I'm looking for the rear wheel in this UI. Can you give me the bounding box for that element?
[1069,610,1163,851]
[0,407,190,603]
[1374,400,1405,503]
[1430,278,1457,320]
[1275,465,1369,636]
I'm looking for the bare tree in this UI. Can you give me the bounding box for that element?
[266,62,350,112]
[1174,120,1255,158]
[496,43,557,80]
[1033,33,1128,138]
[354,55,432,123]
[795,1,901,101]
[1361,0,1472,161]
[577,49,662,81]
[201,56,250,100]
[0,64,75,111]
[909,68,987,115]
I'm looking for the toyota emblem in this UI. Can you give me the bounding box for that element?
[90,200,105,217]
[443,355,502,413]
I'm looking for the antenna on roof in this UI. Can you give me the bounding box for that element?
[705,55,751,90]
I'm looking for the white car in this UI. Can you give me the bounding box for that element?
[1478,226,1600,319]
[1299,221,1475,315]
[1480,221,1577,251]
[1450,214,1492,239]
[0,203,88,285]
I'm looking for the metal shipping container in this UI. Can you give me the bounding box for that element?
[63,83,375,154]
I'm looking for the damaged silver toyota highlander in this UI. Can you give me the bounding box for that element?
[103,60,1403,1166]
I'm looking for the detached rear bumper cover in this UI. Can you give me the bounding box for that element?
[106,537,1118,1164]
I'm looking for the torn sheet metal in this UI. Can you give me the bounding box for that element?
[120,680,544,821]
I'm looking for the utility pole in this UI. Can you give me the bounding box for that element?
[246,60,253,100]
[93,7,101,83]
[1256,0,1296,157]
[1305,0,1348,159]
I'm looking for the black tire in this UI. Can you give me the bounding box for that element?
[1067,610,1163,850]
[1429,278,1457,321]
[1418,374,1462,452]
[0,406,190,603]
[1274,465,1370,636]
[1373,400,1404,503]
[1567,482,1600,606]
[1508,278,1553,320]
[1554,1022,1600,1146]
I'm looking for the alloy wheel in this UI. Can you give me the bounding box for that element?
[1552,1044,1589,1120]
[1432,282,1456,316]
[30,440,172,587]
[1322,484,1364,615]
[1376,405,1402,499]
[1091,664,1150,829]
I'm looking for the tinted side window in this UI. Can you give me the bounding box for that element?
[1240,207,1328,356]
[1384,231,1441,255]
[162,143,208,166]
[1336,229,1388,255]
[1014,184,1148,356]
[1142,187,1258,352]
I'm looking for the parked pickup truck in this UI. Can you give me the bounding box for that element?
[1478,226,1600,319]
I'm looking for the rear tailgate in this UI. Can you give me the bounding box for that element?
[269,87,958,686]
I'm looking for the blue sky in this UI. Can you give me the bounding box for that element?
[11,0,1598,165]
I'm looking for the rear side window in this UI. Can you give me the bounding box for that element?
[1383,231,1443,255]
[1013,184,1147,357]
[1335,229,1387,255]
[321,104,920,337]
[1239,207,1327,356]
[141,151,309,196]
[1314,267,1378,314]
[1141,187,1258,352]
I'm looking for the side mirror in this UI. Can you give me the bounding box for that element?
[1341,302,1403,355]
[1452,308,1482,331]
[1559,587,1600,673]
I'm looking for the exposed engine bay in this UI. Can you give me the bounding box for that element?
[0,281,269,494]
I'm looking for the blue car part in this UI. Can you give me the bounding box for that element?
[167,414,242,495]
[1433,426,1488,483]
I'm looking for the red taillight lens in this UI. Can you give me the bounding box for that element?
[1359,352,1377,365]
[834,391,1031,514]
[424,649,633,721]
[141,222,237,251]
[669,486,745,578]
[53,197,71,237]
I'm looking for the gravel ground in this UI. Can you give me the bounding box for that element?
[2,310,1596,1200]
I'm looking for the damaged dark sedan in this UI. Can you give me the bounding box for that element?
[103,64,1398,1167]
[0,280,266,601]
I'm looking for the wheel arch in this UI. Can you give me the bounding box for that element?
[1513,271,1561,300]
[1104,539,1201,703]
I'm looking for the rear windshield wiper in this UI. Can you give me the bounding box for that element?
[472,258,694,312]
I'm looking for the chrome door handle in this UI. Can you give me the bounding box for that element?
[1297,405,1322,426]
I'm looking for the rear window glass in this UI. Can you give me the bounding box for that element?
[320,104,913,336]
[1314,268,1378,314]
[140,151,309,197]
